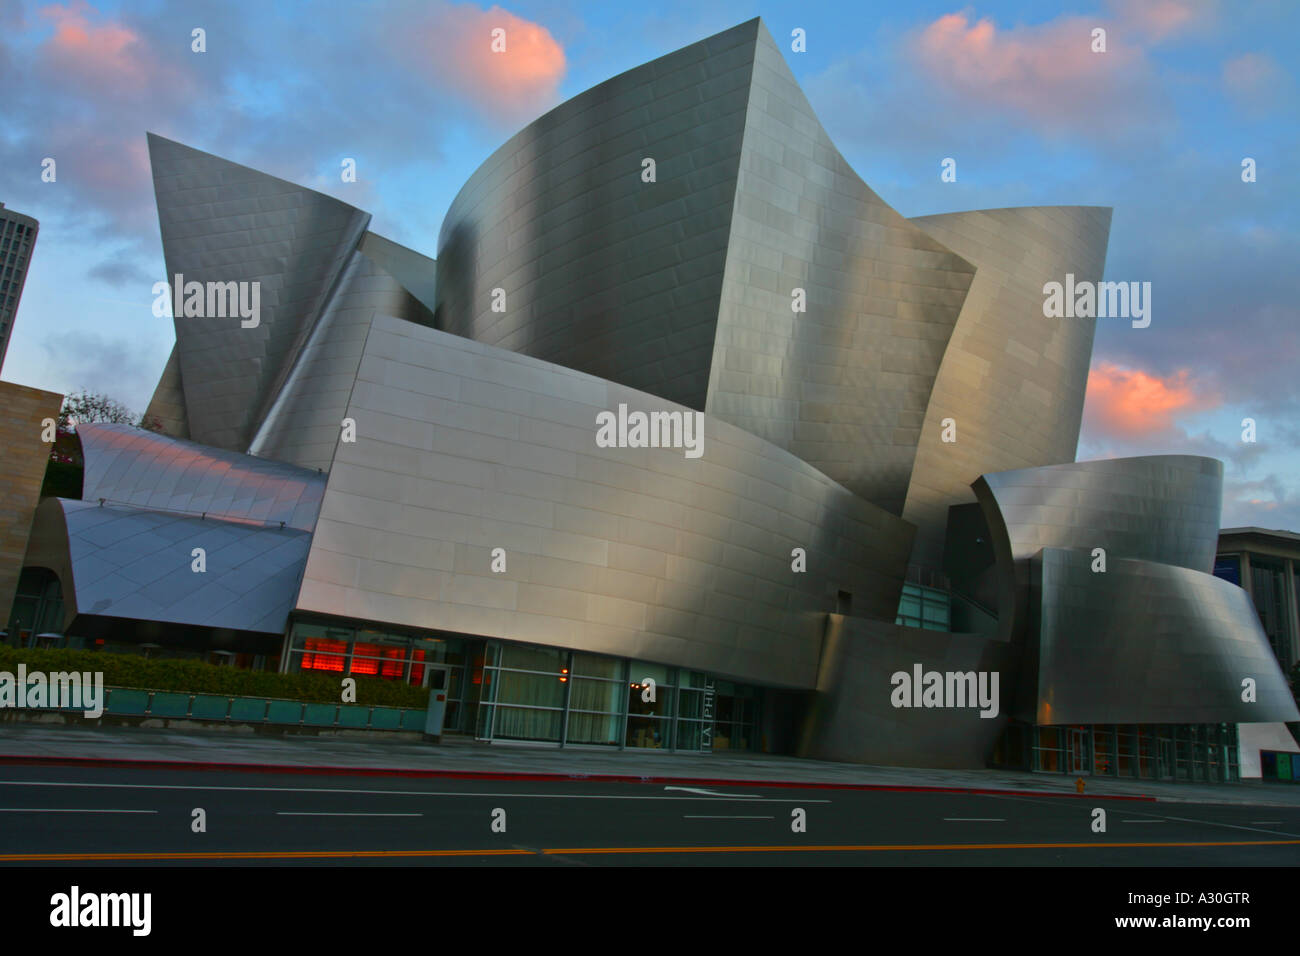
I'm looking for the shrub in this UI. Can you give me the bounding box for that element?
[0,646,430,709]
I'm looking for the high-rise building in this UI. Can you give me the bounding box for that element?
[0,202,39,375]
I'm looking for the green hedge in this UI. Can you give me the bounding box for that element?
[0,646,430,709]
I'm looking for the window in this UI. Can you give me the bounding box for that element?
[626,661,672,749]
[1251,558,1291,668]
[1213,554,1240,585]
[896,583,951,631]
[568,654,625,746]
[479,644,567,742]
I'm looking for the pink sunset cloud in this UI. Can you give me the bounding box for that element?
[1113,0,1217,41]
[417,3,566,117]
[911,12,1147,129]
[1083,362,1221,439]
[38,1,161,91]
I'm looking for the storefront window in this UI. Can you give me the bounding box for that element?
[567,654,625,746]
[472,646,760,752]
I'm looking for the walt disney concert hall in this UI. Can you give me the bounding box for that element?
[18,18,1296,777]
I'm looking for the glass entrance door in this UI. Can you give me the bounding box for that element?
[1157,737,1176,779]
[1068,727,1090,774]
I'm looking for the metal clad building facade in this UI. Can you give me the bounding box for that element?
[13,18,1297,774]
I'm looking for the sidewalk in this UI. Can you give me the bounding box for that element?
[3,724,1299,807]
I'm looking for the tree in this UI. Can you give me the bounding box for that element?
[43,391,161,495]
[57,390,138,431]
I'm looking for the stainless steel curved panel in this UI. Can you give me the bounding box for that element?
[798,614,1014,769]
[706,26,976,515]
[78,423,326,532]
[148,133,371,453]
[902,205,1112,566]
[1029,547,1299,725]
[973,454,1225,646]
[54,498,309,634]
[434,20,759,412]
[142,345,190,439]
[296,314,915,688]
[246,247,435,471]
[978,455,1223,572]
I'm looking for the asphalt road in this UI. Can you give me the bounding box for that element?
[1,764,1298,866]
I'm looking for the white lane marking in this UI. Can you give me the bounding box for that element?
[1158,814,1300,839]
[0,781,829,803]
[664,786,757,798]
[683,814,774,819]
[0,808,157,813]
[943,817,1005,822]
[276,812,422,817]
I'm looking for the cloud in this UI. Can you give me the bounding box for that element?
[0,0,569,257]
[37,1,178,92]
[1111,0,1219,41]
[1222,52,1291,111]
[395,2,566,121]
[908,11,1162,138]
[1222,473,1300,530]
[1082,361,1221,439]
[86,248,154,287]
[39,329,166,413]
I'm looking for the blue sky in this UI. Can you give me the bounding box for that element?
[1,0,1296,528]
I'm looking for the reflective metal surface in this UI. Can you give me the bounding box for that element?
[247,245,434,471]
[1029,547,1299,725]
[435,21,758,413]
[902,206,1112,565]
[37,497,310,634]
[974,454,1225,645]
[707,25,975,514]
[798,614,1013,769]
[296,314,915,688]
[149,133,372,454]
[142,344,190,439]
[978,455,1223,571]
[78,423,326,532]
[147,135,434,467]
[436,19,977,516]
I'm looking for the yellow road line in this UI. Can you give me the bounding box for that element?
[2,839,1298,862]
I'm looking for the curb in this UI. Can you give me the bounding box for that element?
[0,753,1157,801]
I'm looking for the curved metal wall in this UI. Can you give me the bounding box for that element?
[902,205,1112,567]
[434,20,761,412]
[296,314,915,688]
[705,26,976,515]
[149,133,372,455]
[977,455,1223,572]
[798,614,1013,769]
[973,454,1225,645]
[435,19,977,516]
[1029,547,1299,725]
[246,246,435,472]
[142,345,190,439]
[79,424,326,532]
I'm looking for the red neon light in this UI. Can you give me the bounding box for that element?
[300,637,346,672]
